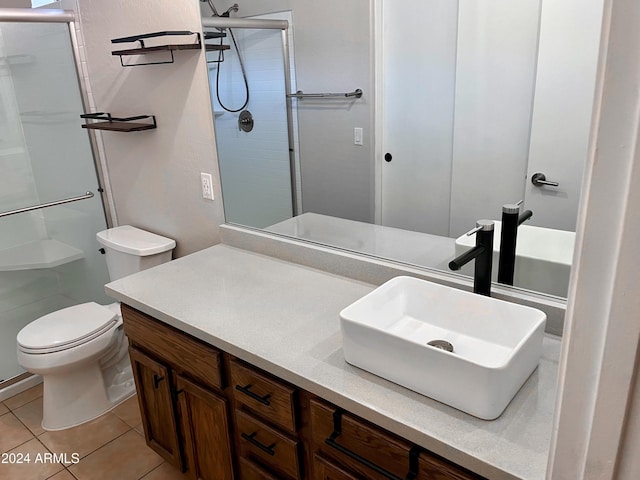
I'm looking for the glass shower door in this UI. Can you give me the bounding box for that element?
[206,25,294,229]
[0,21,110,385]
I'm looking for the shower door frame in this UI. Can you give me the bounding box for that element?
[0,8,113,392]
[201,16,299,217]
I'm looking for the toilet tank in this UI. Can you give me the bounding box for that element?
[96,226,176,281]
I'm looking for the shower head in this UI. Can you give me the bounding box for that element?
[201,1,239,17]
[225,4,239,15]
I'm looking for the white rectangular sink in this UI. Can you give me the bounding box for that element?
[455,221,575,297]
[340,276,546,419]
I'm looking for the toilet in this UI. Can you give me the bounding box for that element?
[16,226,176,431]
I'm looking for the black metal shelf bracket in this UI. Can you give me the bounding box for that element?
[110,31,202,67]
[80,112,157,132]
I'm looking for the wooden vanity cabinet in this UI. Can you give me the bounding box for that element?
[122,305,485,480]
[123,305,234,479]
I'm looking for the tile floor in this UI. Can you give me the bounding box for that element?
[0,384,186,480]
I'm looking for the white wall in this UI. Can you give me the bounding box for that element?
[206,0,374,224]
[547,0,640,473]
[72,0,225,258]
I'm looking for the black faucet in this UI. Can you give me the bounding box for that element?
[449,220,495,296]
[497,201,533,286]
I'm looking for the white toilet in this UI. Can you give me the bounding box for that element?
[16,226,176,431]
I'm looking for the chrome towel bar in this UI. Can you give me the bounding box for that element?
[286,88,363,99]
[0,191,94,218]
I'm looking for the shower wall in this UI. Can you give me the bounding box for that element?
[209,14,294,228]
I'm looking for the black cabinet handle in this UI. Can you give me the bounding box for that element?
[385,152,393,162]
[235,384,271,406]
[241,432,276,456]
[153,374,164,389]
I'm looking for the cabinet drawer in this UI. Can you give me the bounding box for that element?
[236,409,302,480]
[230,359,297,433]
[122,304,223,391]
[418,452,484,480]
[238,457,281,480]
[310,398,414,480]
[313,454,359,480]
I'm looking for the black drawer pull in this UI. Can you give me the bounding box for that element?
[153,374,164,389]
[326,410,417,480]
[241,431,276,456]
[235,384,271,406]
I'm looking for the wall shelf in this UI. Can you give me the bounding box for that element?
[0,239,84,272]
[111,31,205,67]
[80,113,157,132]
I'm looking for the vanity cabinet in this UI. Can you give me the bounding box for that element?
[122,304,484,480]
[124,305,234,480]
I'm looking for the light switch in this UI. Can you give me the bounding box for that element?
[354,127,363,146]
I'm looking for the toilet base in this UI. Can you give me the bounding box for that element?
[41,355,135,431]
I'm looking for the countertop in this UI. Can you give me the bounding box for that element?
[106,245,560,480]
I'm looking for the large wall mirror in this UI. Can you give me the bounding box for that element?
[200,0,605,300]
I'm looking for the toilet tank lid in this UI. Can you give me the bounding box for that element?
[17,302,118,350]
[96,226,176,256]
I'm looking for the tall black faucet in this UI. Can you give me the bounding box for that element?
[449,220,495,296]
[497,201,533,286]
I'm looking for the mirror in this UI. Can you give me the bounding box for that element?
[201,0,604,299]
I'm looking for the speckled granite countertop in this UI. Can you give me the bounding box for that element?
[105,245,560,480]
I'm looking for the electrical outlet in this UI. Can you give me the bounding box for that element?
[354,127,363,146]
[201,173,214,200]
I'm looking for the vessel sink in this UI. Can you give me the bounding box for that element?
[340,276,546,419]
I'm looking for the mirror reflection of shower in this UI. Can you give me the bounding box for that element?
[201,1,250,113]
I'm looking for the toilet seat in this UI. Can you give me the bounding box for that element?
[17,302,119,354]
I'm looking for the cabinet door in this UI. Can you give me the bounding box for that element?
[129,347,182,469]
[176,374,234,480]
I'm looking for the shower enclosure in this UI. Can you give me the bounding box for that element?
[0,9,111,398]
[202,14,299,229]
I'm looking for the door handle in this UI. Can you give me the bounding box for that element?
[531,172,559,187]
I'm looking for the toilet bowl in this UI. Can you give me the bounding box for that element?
[16,226,176,431]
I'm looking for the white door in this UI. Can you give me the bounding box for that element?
[380,0,540,238]
[379,0,458,236]
[523,0,604,231]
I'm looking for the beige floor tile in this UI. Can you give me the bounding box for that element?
[4,383,43,411]
[140,462,187,479]
[13,397,45,436]
[0,438,64,480]
[0,412,34,453]
[68,430,163,480]
[111,395,141,428]
[47,470,76,480]
[38,412,130,461]
[0,403,8,416]
[133,423,144,436]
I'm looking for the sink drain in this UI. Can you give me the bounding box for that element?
[427,340,454,353]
